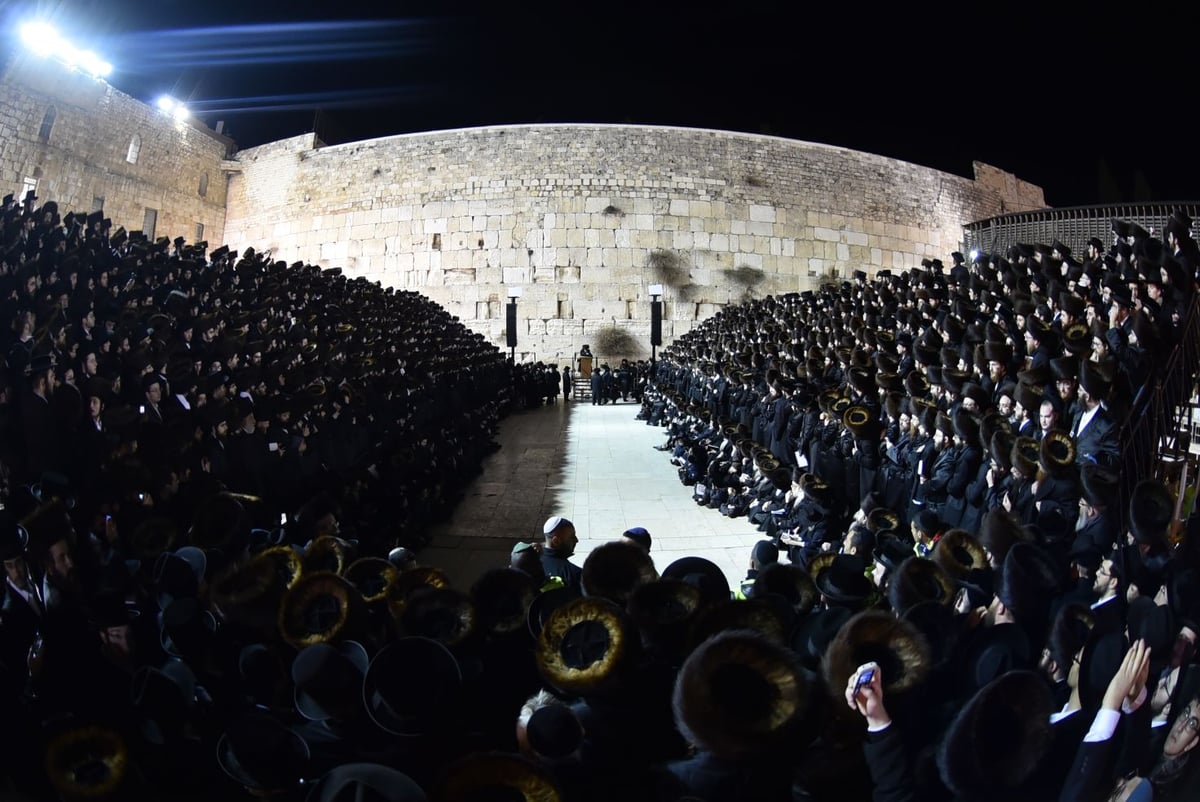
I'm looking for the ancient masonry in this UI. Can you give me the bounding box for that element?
[3,57,1045,363]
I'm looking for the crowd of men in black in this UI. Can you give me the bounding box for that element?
[625,209,1200,800]
[0,190,533,799]
[2,180,1200,802]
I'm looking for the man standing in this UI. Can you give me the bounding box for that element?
[540,517,582,596]
[562,366,572,401]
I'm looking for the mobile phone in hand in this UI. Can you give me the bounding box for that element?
[854,668,876,695]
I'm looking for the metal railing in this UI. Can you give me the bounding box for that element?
[964,203,1200,257]
[1115,293,1200,519]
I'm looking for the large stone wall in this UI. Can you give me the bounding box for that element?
[223,125,1044,363]
[0,55,230,245]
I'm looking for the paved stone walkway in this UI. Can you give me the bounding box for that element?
[421,397,762,590]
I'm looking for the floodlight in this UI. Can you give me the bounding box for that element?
[19,22,59,56]
[969,249,980,262]
[156,96,175,113]
[172,104,189,121]
[649,283,664,297]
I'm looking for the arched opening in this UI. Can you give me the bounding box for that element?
[198,172,209,198]
[126,134,141,164]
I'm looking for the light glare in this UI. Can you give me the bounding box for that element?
[18,20,112,78]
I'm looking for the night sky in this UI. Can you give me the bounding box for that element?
[10,1,1198,208]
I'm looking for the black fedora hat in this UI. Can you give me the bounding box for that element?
[813,554,873,608]
[470,568,536,637]
[996,543,1060,624]
[363,638,461,737]
[674,630,809,758]
[0,513,29,561]
[536,597,633,697]
[304,763,427,802]
[936,671,1054,800]
[398,587,477,650]
[581,540,658,606]
[292,640,370,722]
[130,658,196,746]
[217,711,310,794]
[662,556,731,607]
[159,597,217,659]
[627,579,703,657]
[822,610,931,700]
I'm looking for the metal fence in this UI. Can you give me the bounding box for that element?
[963,202,1200,257]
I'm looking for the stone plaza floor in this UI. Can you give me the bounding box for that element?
[420,396,763,591]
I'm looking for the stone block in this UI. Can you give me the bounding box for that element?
[669,199,689,216]
[749,204,776,223]
[814,226,839,242]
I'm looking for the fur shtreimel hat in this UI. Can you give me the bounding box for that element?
[937,671,1054,801]
[581,540,659,607]
[536,597,633,697]
[1129,479,1174,546]
[886,557,955,615]
[822,610,931,701]
[932,529,989,580]
[674,630,809,758]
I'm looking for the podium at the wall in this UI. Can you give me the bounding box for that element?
[574,353,593,400]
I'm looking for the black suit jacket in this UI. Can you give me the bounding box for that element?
[1072,407,1119,467]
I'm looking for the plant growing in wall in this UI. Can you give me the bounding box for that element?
[595,325,640,358]
[725,264,766,302]
[647,249,689,289]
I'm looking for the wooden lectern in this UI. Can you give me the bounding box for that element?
[577,354,593,376]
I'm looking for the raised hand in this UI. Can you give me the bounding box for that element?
[845,661,890,730]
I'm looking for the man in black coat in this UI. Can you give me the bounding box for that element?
[1071,363,1119,468]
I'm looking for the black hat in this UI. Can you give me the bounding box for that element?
[1078,360,1112,400]
[627,579,703,660]
[823,610,931,699]
[159,597,217,659]
[217,711,310,794]
[130,659,197,746]
[675,630,809,758]
[1129,479,1173,546]
[304,764,427,802]
[581,540,659,606]
[398,588,477,650]
[1062,322,1092,356]
[978,508,1029,566]
[1048,604,1094,673]
[292,640,370,721]
[536,597,633,696]
[526,704,584,760]
[662,556,731,607]
[470,568,536,637]
[363,638,462,737]
[996,543,1059,624]
[874,535,913,575]
[812,554,873,608]
[936,671,1054,800]
[0,513,29,561]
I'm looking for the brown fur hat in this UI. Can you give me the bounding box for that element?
[822,610,931,701]
[674,630,808,758]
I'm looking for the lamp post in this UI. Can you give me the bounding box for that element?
[649,284,663,365]
[506,286,522,363]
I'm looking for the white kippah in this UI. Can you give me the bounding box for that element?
[542,516,565,535]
